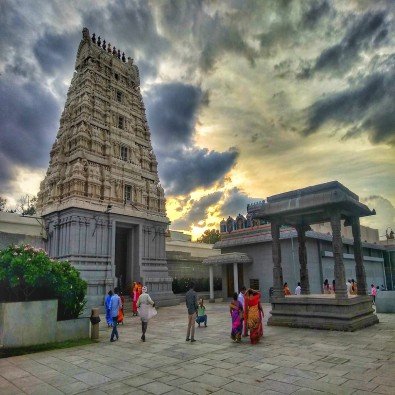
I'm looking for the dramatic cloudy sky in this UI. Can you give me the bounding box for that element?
[0,0,394,239]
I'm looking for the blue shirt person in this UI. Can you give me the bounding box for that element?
[109,288,122,342]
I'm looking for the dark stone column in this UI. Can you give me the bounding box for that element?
[271,221,284,298]
[330,212,348,298]
[296,225,310,294]
[351,217,367,295]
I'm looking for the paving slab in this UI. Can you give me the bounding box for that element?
[0,302,393,395]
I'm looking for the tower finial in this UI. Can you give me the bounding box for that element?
[122,52,126,62]
[91,33,96,43]
[97,36,101,46]
[82,27,90,40]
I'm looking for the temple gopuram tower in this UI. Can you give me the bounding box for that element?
[37,28,177,308]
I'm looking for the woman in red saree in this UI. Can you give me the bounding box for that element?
[246,288,263,344]
[131,282,138,316]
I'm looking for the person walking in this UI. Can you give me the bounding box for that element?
[117,291,125,324]
[230,292,243,342]
[238,286,248,337]
[109,287,122,342]
[137,286,156,342]
[105,290,113,327]
[131,282,138,316]
[185,282,198,342]
[246,288,263,344]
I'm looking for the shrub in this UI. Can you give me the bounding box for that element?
[172,277,222,294]
[0,244,87,320]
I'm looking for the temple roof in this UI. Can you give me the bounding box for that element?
[202,252,253,265]
[249,181,375,226]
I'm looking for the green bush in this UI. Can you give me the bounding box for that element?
[172,277,222,294]
[0,244,87,320]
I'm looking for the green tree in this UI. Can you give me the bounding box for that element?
[18,194,37,216]
[196,228,221,244]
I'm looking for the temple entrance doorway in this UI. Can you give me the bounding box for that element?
[226,263,244,297]
[114,224,139,292]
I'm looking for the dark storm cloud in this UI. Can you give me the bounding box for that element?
[304,9,390,77]
[303,64,395,146]
[0,79,60,189]
[220,187,262,218]
[156,0,258,72]
[82,0,169,81]
[301,0,330,29]
[172,191,223,229]
[146,83,202,148]
[33,31,79,77]
[159,147,239,196]
[146,82,239,195]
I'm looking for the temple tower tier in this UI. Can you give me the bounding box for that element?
[37,27,178,308]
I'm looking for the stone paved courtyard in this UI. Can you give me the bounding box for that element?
[0,302,394,395]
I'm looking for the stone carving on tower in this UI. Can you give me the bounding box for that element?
[37,28,177,308]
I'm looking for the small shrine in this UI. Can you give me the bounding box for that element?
[250,181,378,331]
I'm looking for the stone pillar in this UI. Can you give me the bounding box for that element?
[209,265,214,301]
[351,217,367,295]
[271,221,284,298]
[330,212,347,298]
[233,262,239,294]
[296,225,310,295]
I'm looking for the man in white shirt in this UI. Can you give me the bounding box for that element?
[238,286,248,337]
[295,282,301,295]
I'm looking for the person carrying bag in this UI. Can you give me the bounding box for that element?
[137,286,157,342]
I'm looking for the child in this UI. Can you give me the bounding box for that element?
[195,298,207,327]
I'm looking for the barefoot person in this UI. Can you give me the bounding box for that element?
[137,286,156,342]
[230,292,243,342]
[110,287,122,342]
[246,288,263,344]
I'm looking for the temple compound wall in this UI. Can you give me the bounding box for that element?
[35,28,177,308]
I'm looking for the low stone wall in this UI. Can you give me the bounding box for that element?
[0,299,90,348]
[268,294,379,331]
[376,291,395,313]
[56,318,90,342]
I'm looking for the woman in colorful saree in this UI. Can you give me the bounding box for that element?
[230,292,243,342]
[246,288,263,344]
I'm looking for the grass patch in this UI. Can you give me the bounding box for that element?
[0,338,94,359]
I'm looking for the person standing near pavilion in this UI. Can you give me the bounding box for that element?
[238,286,248,337]
[230,292,243,342]
[283,282,291,296]
[185,282,198,342]
[246,288,263,344]
[371,284,377,305]
[105,290,113,327]
[295,282,301,295]
[109,287,122,342]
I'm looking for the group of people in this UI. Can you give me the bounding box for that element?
[231,286,263,344]
[105,281,265,346]
[105,285,156,342]
[323,279,337,294]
